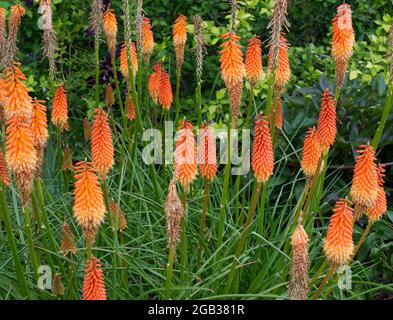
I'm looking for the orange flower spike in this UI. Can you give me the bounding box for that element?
[9,4,25,23]
[199,123,217,181]
[30,99,49,148]
[332,4,354,63]
[350,145,379,208]
[252,115,274,183]
[316,89,336,153]
[5,115,37,174]
[148,63,162,104]
[91,108,114,179]
[0,150,10,186]
[245,36,263,87]
[127,96,136,120]
[120,41,138,79]
[2,64,32,119]
[73,161,106,236]
[52,85,69,132]
[174,120,198,189]
[103,7,117,58]
[141,17,154,62]
[173,15,187,47]
[8,4,25,37]
[332,4,355,88]
[158,69,173,110]
[367,165,387,223]
[323,198,354,267]
[268,34,291,87]
[220,32,244,87]
[82,257,107,300]
[300,127,322,178]
[173,15,187,69]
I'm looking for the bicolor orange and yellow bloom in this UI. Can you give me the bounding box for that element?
[30,99,48,149]
[324,198,354,267]
[73,161,106,238]
[2,64,32,119]
[174,120,198,189]
[141,17,154,63]
[316,89,336,153]
[252,115,274,184]
[6,115,37,204]
[82,257,107,300]
[245,36,263,87]
[220,32,244,119]
[103,7,117,58]
[6,115,37,175]
[120,41,138,79]
[350,145,379,209]
[367,165,387,223]
[173,15,187,69]
[301,127,322,178]
[268,34,290,88]
[220,32,244,87]
[52,85,69,132]
[199,123,217,181]
[91,108,114,179]
[332,4,355,88]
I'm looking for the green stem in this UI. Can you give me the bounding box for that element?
[196,180,209,271]
[165,245,176,300]
[245,86,254,129]
[94,35,100,106]
[196,82,202,125]
[111,56,125,122]
[180,192,187,284]
[31,193,55,274]
[175,69,181,123]
[311,267,336,300]
[256,183,268,236]
[36,178,65,275]
[23,205,40,282]
[224,182,262,294]
[0,184,30,299]
[371,88,393,149]
[217,117,232,250]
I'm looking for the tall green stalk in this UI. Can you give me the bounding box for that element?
[165,245,176,300]
[196,82,202,124]
[175,70,181,123]
[94,35,100,106]
[0,184,30,299]
[23,204,40,282]
[180,192,188,284]
[224,181,262,294]
[217,116,232,251]
[372,87,393,149]
[196,179,209,270]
